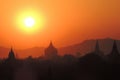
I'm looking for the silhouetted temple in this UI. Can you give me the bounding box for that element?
[94,40,103,57]
[78,40,103,64]
[107,40,120,63]
[7,48,16,61]
[44,42,58,59]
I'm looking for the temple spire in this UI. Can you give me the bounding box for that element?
[8,47,15,60]
[94,40,103,56]
[95,40,101,53]
[10,47,13,53]
[45,41,58,59]
[49,41,53,47]
[111,40,119,54]
[107,40,120,63]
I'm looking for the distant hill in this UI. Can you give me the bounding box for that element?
[0,38,120,58]
[59,38,120,56]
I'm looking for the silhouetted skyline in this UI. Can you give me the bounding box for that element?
[0,38,120,58]
[0,39,119,80]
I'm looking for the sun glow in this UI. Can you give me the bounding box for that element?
[15,9,46,34]
[24,17,35,28]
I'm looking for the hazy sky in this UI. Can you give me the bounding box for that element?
[0,0,120,49]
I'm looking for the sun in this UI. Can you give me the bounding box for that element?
[24,17,35,28]
[15,9,46,34]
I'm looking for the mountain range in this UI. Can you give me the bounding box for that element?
[0,38,120,59]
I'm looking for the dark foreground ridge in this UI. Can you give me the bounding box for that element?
[0,40,120,80]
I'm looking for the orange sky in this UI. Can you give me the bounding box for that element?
[0,0,120,49]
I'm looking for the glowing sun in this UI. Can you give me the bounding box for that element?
[15,9,46,34]
[24,17,35,28]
